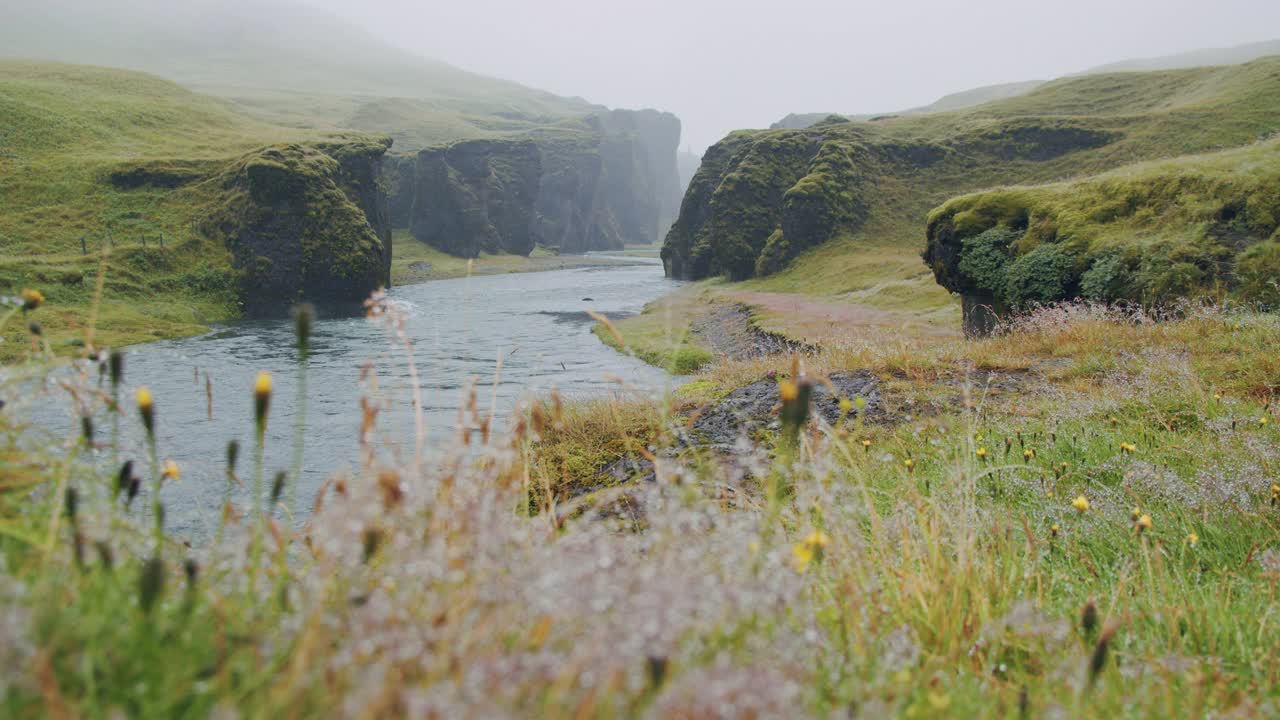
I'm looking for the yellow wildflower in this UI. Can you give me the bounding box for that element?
[838,398,853,414]
[1135,513,1153,533]
[779,380,799,402]
[1023,448,1035,460]
[976,447,988,459]
[20,288,44,310]
[1187,532,1199,547]
[161,459,180,481]
[1072,495,1090,513]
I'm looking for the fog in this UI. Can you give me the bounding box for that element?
[295,0,1280,150]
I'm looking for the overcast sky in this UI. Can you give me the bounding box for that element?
[302,0,1279,151]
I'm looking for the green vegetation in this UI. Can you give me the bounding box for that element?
[0,61,394,360]
[390,230,646,284]
[4,285,1280,717]
[664,58,1280,286]
[592,284,717,374]
[926,138,1280,308]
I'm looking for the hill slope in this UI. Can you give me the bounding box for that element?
[0,61,392,358]
[664,58,1280,289]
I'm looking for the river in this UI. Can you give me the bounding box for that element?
[64,258,680,537]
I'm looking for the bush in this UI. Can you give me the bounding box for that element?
[1235,240,1280,307]
[1003,243,1078,306]
[957,227,1017,297]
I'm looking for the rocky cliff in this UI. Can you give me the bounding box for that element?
[214,137,393,311]
[409,139,542,257]
[664,58,1280,284]
[395,109,682,257]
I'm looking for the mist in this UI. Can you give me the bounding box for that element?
[289,0,1280,150]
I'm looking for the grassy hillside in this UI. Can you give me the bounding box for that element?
[771,38,1280,130]
[0,61,377,359]
[0,0,601,154]
[926,139,1280,313]
[666,58,1280,287]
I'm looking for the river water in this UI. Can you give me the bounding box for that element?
[59,258,681,537]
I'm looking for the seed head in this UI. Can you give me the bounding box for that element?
[1072,495,1090,513]
[138,555,165,614]
[20,288,44,310]
[271,470,287,506]
[1080,600,1099,638]
[292,303,315,353]
[109,351,124,388]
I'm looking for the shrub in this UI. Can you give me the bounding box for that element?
[1003,243,1078,306]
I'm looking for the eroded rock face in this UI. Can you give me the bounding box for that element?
[410,139,542,257]
[394,109,682,257]
[216,137,393,313]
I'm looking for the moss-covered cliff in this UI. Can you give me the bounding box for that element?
[215,137,394,311]
[664,58,1280,283]
[923,138,1280,331]
[391,109,681,258]
[409,139,542,257]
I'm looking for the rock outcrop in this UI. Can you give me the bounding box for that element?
[215,137,393,312]
[409,139,542,257]
[395,109,682,257]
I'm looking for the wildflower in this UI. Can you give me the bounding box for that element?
[1261,417,1270,427]
[1072,495,1090,513]
[861,439,872,452]
[254,371,272,433]
[1023,448,1035,460]
[904,458,915,473]
[1130,507,1141,523]
[778,378,811,442]
[1213,393,1222,402]
[1271,484,1280,507]
[976,447,988,460]
[20,288,43,310]
[838,398,853,414]
[792,530,830,573]
[136,386,155,438]
[1135,513,1153,534]
[161,459,180,482]
[1050,524,1060,539]
[1120,442,1137,454]
[1187,532,1199,547]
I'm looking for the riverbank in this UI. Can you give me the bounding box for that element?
[390,230,658,284]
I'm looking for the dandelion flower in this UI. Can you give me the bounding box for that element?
[1072,495,1090,513]
[861,438,872,451]
[136,386,155,438]
[1187,532,1199,547]
[976,447,988,459]
[1130,507,1141,523]
[779,380,799,402]
[1261,417,1270,427]
[1023,448,1035,460]
[254,371,273,431]
[161,459,180,481]
[792,530,830,572]
[904,458,915,472]
[20,288,44,310]
[1135,513,1153,534]
[1050,524,1060,539]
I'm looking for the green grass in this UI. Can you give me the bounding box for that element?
[665,57,1280,287]
[3,296,1280,717]
[591,283,718,374]
[0,61,380,360]
[390,230,648,285]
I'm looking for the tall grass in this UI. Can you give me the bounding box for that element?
[1,291,1279,718]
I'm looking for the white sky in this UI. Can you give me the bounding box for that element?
[303,0,1280,151]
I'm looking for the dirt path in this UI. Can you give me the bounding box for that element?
[691,303,811,360]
